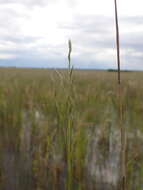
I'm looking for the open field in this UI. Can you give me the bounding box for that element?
[0,67,143,190]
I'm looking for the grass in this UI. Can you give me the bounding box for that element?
[0,66,143,189]
[114,0,127,189]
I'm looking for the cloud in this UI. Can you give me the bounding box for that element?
[0,0,54,6]
[0,0,143,70]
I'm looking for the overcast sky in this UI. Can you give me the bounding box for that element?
[0,0,143,69]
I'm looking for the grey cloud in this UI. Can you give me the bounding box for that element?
[0,0,76,7]
[67,14,143,56]
[60,15,115,50]
[61,15,114,34]
[0,9,19,28]
[121,54,143,70]
[63,14,143,70]
[0,0,57,6]
[121,16,143,25]
[121,33,143,51]
[0,7,28,37]
[2,35,40,44]
[0,2,143,70]
[0,41,64,60]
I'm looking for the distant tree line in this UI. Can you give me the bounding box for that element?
[107,69,132,72]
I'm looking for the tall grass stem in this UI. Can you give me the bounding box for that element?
[114,0,127,189]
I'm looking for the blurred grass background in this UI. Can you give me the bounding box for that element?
[0,68,143,189]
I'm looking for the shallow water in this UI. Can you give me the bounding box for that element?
[1,110,143,190]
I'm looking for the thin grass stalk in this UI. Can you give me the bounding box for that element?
[114,0,127,189]
[67,39,73,190]
[68,40,72,71]
[114,0,121,85]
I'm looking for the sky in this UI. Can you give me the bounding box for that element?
[0,0,143,70]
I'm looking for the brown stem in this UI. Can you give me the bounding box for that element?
[114,0,121,85]
[114,0,126,189]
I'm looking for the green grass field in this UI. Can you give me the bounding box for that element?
[0,67,143,190]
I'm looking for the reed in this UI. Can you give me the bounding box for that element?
[0,66,143,189]
[67,39,74,190]
[114,0,127,189]
[53,40,75,189]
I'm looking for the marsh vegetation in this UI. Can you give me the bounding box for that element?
[0,67,143,189]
